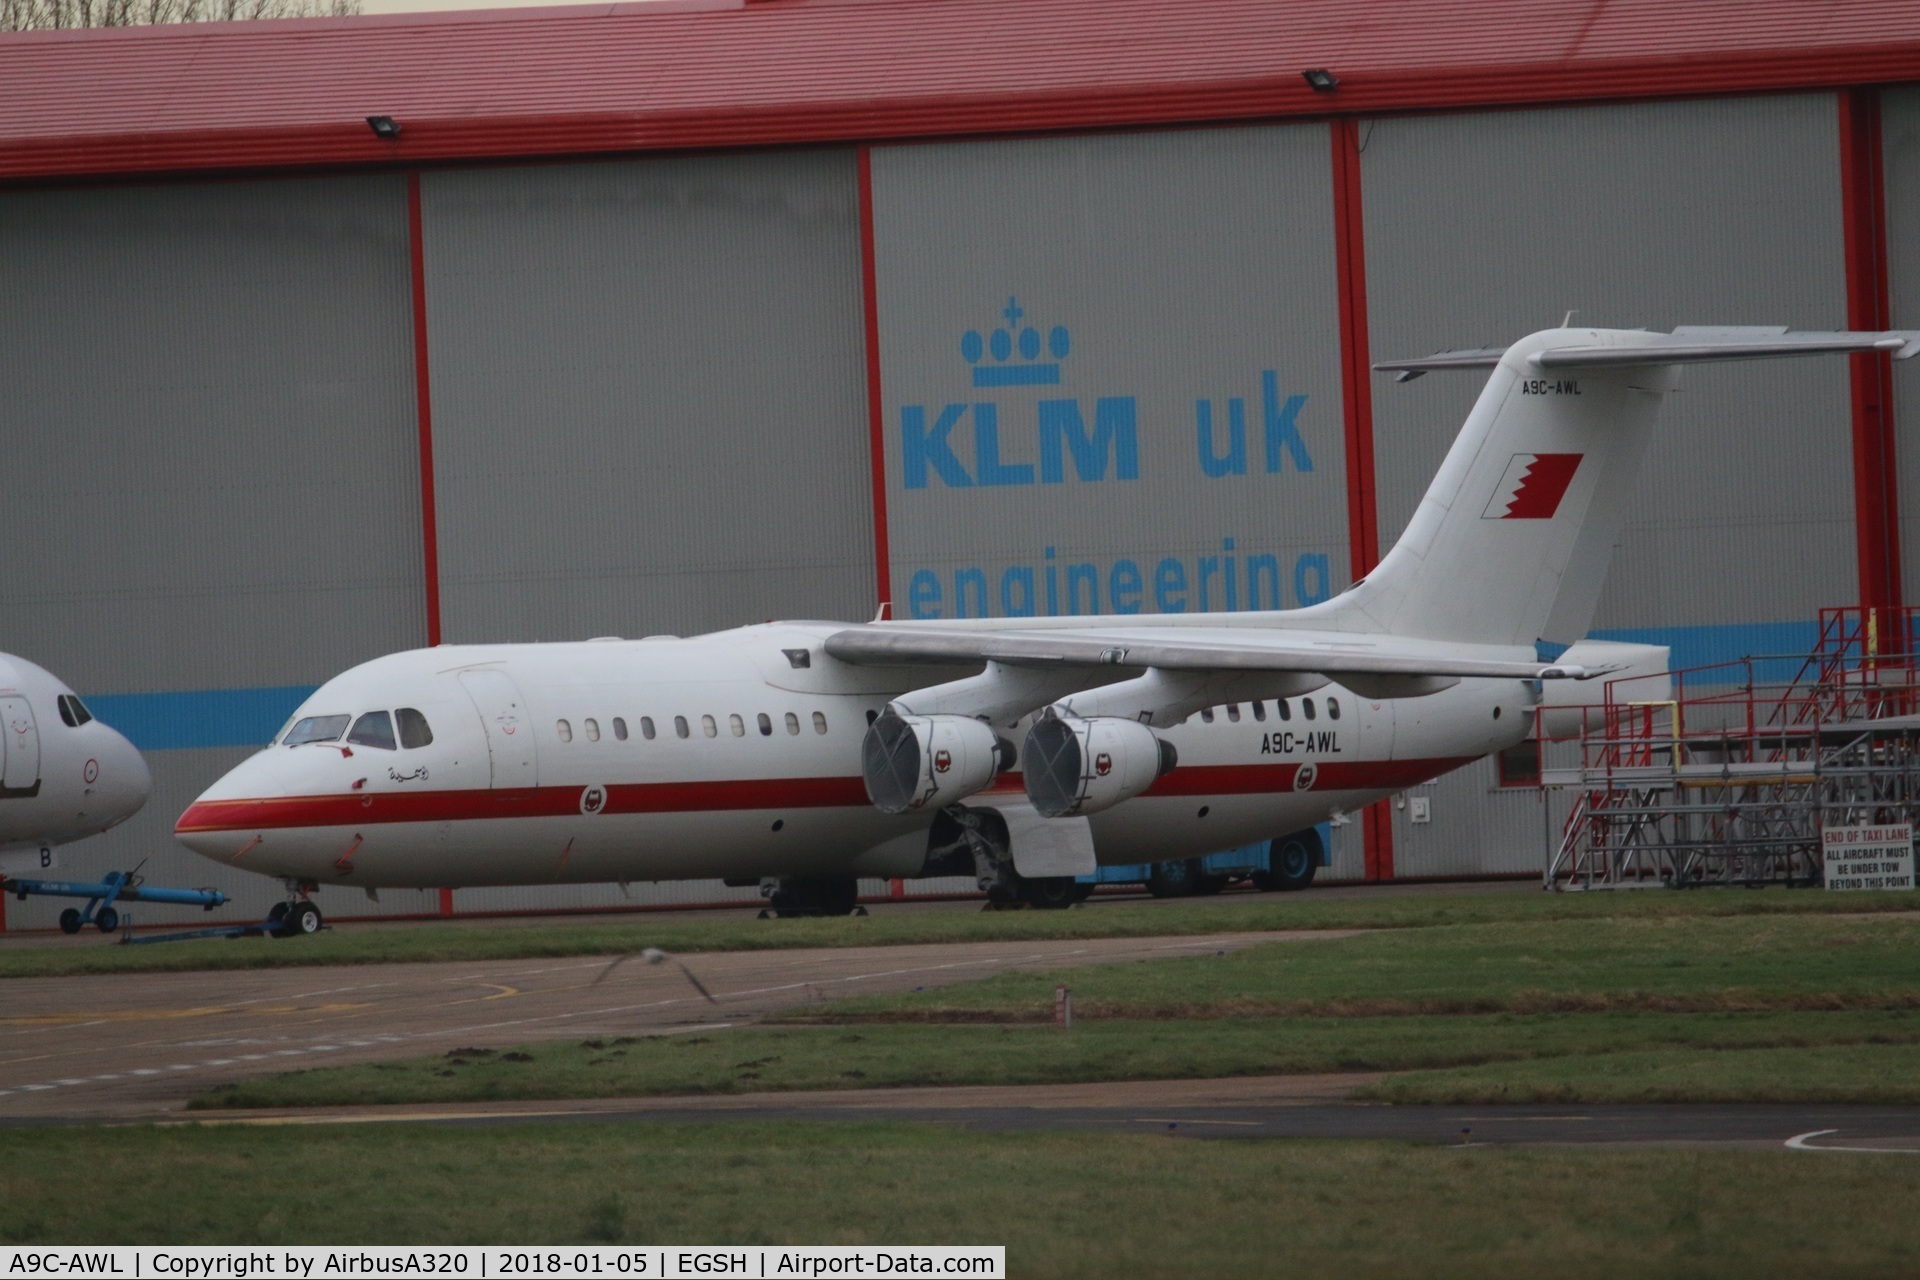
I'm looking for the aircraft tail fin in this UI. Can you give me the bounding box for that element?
[1306,326,1918,647]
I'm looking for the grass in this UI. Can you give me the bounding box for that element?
[787,912,1920,1020]
[191,911,1920,1109]
[194,1010,1920,1109]
[3,885,1917,979]
[5,1121,1920,1276]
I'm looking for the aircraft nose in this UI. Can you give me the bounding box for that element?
[94,726,152,828]
[174,752,291,860]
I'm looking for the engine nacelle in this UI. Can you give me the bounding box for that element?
[1023,710,1176,818]
[861,708,1012,814]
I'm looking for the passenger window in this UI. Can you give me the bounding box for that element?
[674,716,690,739]
[1277,700,1292,722]
[812,711,828,735]
[556,719,573,743]
[785,712,800,735]
[1250,701,1266,722]
[285,714,351,746]
[758,713,773,737]
[1226,704,1241,723]
[585,718,601,742]
[613,717,629,742]
[1327,698,1341,721]
[1303,698,1317,721]
[1200,707,1215,723]
[729,713,745,737]
[641,716,657,740]
[348,711,397,750]
[701,715,718,738]
[396,707,433,748]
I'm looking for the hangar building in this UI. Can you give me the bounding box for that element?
[2,0,1919,926]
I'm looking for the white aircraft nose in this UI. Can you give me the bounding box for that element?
[174,751,293,862]
[92,726,151,830]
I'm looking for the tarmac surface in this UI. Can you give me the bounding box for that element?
[0,927,1342,1121]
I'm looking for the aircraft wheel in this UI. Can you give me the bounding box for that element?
[1017,876,1080,910]
[284,901,323,936]
[59,908,82,935]
[1146,859,1197,898]
[95,907,119,934]
[1254,831,1321,892]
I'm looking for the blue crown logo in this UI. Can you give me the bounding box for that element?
[962,297,1070,388]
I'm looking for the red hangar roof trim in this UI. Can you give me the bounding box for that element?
[2,0,1920,184]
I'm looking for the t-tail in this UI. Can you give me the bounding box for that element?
[1299,325,1920,648]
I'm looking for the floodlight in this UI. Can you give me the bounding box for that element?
[366,115,402,139]
[1302,69,1339,93]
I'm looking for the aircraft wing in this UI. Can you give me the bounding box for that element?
[1375,327,1920,380]
[823,626,1588,681]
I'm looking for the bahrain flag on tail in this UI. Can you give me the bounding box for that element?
[1481,453,1582,519]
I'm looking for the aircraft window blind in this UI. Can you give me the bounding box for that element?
[348,711,397,750]
[1226,704,1241,722]
[729,714,745,737]
[812,711,828,735]
[757,713,772,737]
[1250,701,1266,722]
[585,718,601,742]
[1327,698,1341,721]
[785,712,800,735]
[556,718,573,743]
[1200,707,1215,723]
[396,707,433,748]
[701,715,718,738]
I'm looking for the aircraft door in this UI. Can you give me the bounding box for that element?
[457,669,539,789]
[0,696,39,795]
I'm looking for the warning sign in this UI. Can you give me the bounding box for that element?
[1822,824,1916,892]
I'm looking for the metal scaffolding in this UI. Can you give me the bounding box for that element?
[1542,607,1920,890]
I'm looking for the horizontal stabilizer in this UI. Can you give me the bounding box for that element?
[1376,328,1920,380]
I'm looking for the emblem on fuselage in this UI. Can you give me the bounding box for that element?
[933,749,952,774]
[580,785,607,815]
[1293,762,1318,791]
[1094,752,1113,777]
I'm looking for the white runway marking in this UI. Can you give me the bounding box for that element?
[1786,1128,1920,1154]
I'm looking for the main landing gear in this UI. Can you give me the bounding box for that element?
[935,806,1089,911]
[759,877,867,918]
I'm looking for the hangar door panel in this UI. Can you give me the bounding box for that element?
[422,152,872,644]
[0,177,424,695]
[1359,94,1850,642]
[869,125,1348,623]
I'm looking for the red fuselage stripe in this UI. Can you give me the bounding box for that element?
[175,756,1476,833]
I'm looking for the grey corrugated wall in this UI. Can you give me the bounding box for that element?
[1361,94,1852,637]
[419,151,875,647]
[870,126,1350,622]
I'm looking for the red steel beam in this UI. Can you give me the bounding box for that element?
[1331,117,1394,881]
[857,147,893,614]
[407,171,444,648]
[1840,89,1903,618]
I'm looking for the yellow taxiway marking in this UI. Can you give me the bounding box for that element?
[0,1003,369,1026]
[440,984,522,1007]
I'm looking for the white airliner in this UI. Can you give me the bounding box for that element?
[0,653,151,878]
[175,326,1917,925]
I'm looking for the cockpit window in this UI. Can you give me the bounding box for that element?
[57,695,93,728]
[284,714,351,746]
[347,711,397,750]
[397,707,433,749]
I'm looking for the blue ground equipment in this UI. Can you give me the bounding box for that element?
[5,867,226,935]
[1078,823,1331,897]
